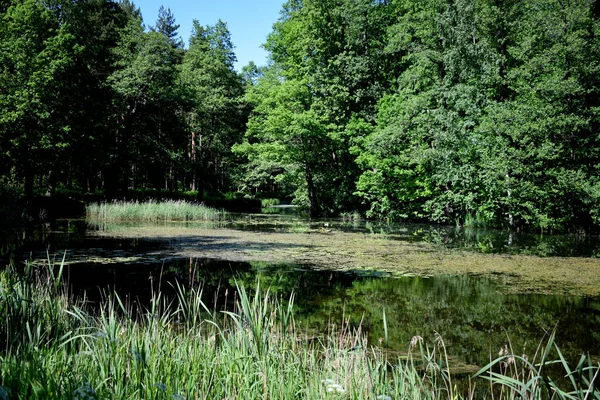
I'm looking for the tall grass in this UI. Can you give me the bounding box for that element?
[1,259,598,399]
[260,198,281,208]
[86,200,226,222]
[474,333,600,399]
[340,210,362,222]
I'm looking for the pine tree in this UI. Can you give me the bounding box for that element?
[151,5,183,48]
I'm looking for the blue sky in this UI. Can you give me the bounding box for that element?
[132,0,285,71]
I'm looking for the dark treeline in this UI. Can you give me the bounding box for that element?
[0,0,244,201]
[1,0,600,231]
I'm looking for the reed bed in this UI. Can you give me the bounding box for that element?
[1,259,598,399]
[260,198,281,207]
[86,200,226,222]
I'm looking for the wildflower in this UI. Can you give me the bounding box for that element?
[409,335,423,350]
[322,379,345,394]
[377,396,392,400]
[326,384,345,394]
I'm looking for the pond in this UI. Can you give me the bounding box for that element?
[2,215,600,376]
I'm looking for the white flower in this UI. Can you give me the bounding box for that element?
[326,384,345,394]
[322,379,345,394]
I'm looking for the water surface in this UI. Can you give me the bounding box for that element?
[58,256,600,374]
[2,217,600,374]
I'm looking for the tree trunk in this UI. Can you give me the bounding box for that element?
[190,131,196,191]
[506,172,514,229]
[305,164,319,218]
[196,133,204,202]
[45,168,56,197]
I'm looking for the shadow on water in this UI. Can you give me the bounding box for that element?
[4,215,600,261]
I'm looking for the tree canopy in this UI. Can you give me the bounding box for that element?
[1,0,599,231]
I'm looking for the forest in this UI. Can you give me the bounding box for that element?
[1,0,600,231]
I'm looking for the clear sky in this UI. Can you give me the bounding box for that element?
[132,0,285,71]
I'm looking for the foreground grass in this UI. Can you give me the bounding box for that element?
[1,261,598,399]
[86,200,226,222]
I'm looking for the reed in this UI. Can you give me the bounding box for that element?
[340,210,362,222]
[474,332,600,399]
[260,198,281,207]
[86,200,226,222]
[0,259,598,399]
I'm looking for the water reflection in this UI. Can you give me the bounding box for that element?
[2,218,600,375]
[4,216,600,261]
[61,257,600,371]
[175,214,600,257]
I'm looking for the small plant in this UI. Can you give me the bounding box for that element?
[340,210,362,222]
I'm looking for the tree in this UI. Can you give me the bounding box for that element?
[179,19,244,198]
[356,0,600,230]
[107,4,182,193]
[239,0,399,215]
[235,66,333,216]
[0,0,79,198]
[151,5,183,49]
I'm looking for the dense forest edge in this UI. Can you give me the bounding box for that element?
[1,0,600,232]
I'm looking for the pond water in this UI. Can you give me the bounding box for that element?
[2,216,600,375]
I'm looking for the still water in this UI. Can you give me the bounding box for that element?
[2,217,600,373]
[59,258,600,373]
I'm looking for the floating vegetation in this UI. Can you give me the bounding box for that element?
[87,224,600,296]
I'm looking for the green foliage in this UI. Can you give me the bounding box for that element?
[260,198,280,207]
[1,0,600,231]
[106,7,184,193]
[179,19,244,197]
[150,5,183,48]
[0,0,80,196]
[234,65,334,216]
[354,0,600,231]
[0,0,245,200]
